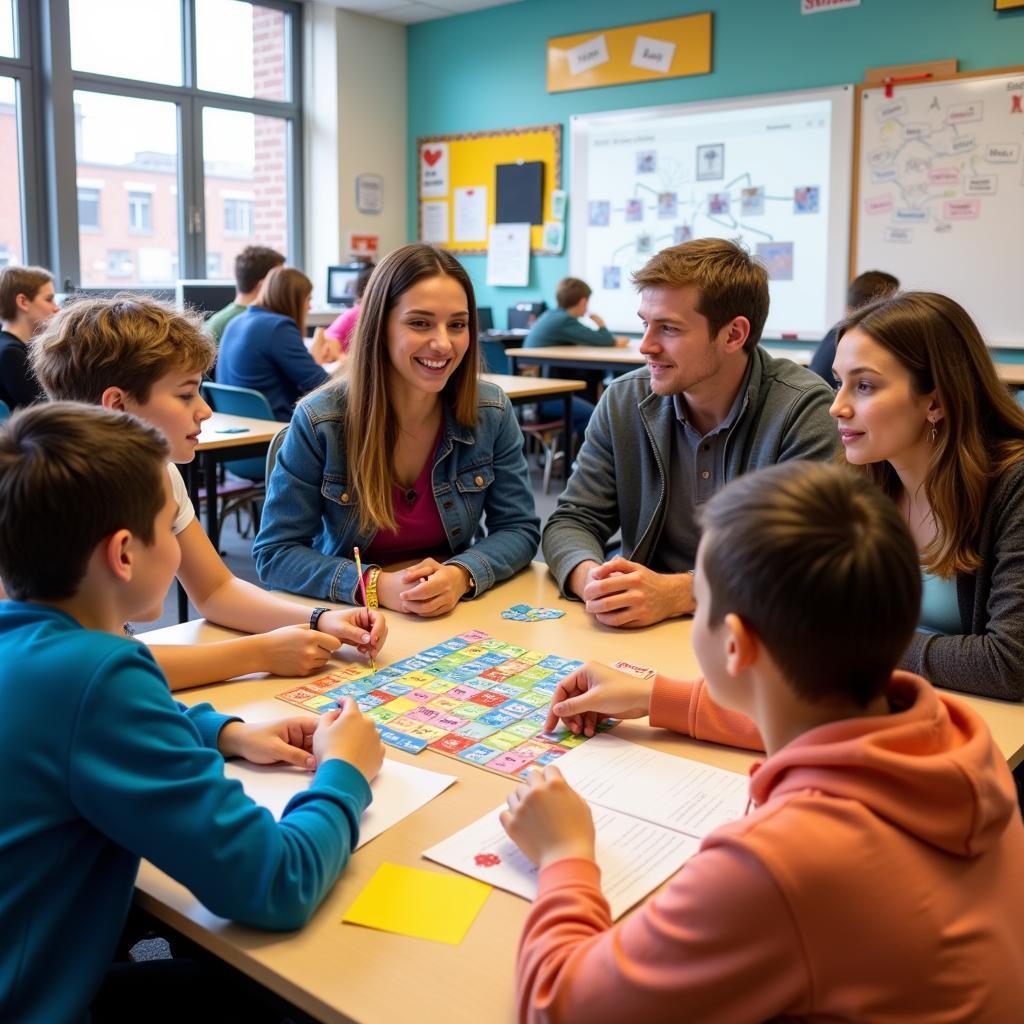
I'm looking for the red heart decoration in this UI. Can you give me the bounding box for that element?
[423,148,443,167]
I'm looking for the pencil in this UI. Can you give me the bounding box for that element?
[353,546,376,670]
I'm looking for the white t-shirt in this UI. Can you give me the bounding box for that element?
[167,463,197,536]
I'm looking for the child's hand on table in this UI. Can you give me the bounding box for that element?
[259,624,341,676]
[317,607,387,663]
[545,661,655,737]
[378,558,471,617]
[218,717,317,770]
[313,698,384,784]
[500,766,596,869]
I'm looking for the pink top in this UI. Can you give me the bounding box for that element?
[324,304,360,353]
[515,674,1024,1022]
[365,427,446,564]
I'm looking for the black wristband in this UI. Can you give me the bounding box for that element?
[309,606,329,632]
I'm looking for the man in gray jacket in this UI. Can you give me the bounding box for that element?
[543,238,839,627]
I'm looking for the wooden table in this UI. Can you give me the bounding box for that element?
[996,363,1024,388]
[134,563,1024,1024]
[507,344,816,378]
[178,412,289,621]
[483,372,586,474]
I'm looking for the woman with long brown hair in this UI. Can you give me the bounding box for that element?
[831,291,1024,700]
[216,266,328,420]
[253,243,540,616]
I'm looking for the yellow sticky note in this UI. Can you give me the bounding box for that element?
[342,863,490,945]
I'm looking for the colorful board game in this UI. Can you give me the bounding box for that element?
[276,630,615,778]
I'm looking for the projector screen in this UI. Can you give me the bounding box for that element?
[569,85,854,339]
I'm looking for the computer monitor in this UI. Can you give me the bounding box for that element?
[477,306,494,333]
[326,262,371,307]
[507,301,547,331]
[175,280,237,319]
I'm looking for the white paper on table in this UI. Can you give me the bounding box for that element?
[486,223,530,287]
[421,201,449,244]
[555,733,749,838]
[224,757,457,849]
[454,185,488,242]
[423,803,698,920]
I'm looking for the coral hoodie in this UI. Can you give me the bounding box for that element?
[516,672,1024,1023]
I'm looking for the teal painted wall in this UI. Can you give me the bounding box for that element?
[407,0,1024,355]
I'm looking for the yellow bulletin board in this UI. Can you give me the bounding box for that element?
[417,124,562,255]
[547,13,712,94]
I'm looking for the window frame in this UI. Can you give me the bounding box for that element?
[16,0,303,289]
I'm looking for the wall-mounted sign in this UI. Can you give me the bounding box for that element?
[547,13,711,94]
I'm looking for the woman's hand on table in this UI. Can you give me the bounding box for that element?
[377,558,471,617]
[545,661,655,737]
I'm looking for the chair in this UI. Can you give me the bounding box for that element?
[0,399,10,421]
[200,382,275,538]
[266,425,289,480]
[481,339,564,494]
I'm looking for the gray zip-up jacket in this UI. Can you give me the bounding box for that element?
[542,347,840,595]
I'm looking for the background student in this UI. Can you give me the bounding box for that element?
[324,262,375,356]
[32,296,386,690]
[204,244,285,346]
[808,269,899,384]
[254,242,540,617]
[216,266,330,421]
[0,402,385,1023]
[524,275,628,410]
[0,265,59,411]
[503,461,1024,1022]
[832,290,1024,701]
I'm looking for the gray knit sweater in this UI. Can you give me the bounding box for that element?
[901,457,1024,701]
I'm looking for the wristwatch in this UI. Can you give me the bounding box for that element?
[309,606,329,631]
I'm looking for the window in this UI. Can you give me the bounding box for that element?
[0,76,23,265]
[7,1,301,286]
[69,0,182,85]
[196,0,289,101]
[77,186,100,229]
[106,249,133,277]
[0,0,15,58]
[223,197,253,236]
[127,191,153,233]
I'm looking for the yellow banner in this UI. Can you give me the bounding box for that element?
[547,13,712,94]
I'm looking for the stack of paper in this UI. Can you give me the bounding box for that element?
[423,733,749,919]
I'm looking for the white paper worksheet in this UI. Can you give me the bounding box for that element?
[425,733,749,917]
[224,757,457,849]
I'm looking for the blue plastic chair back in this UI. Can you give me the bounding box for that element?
[201,382,275,481]
[0,399,10,422]
[480,338,511,375]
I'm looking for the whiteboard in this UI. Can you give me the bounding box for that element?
[569,85,855,338]
[855,69,1024,347]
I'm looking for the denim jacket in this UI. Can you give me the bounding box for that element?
[253,379,540,604]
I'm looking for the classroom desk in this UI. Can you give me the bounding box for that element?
[996,363,1024,388]
[134,563,1024,1024]
[507,344,815,377]
[178,412,290,622]
[482,372,586,472]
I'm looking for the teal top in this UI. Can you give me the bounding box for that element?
[523,307,616,348]
[919,569,961,636]
[0,602,371,1023]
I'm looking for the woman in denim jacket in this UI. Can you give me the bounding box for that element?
[254,243,539,616]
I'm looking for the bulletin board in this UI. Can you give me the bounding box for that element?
[416,124,562,255]
[853,66,1024,346]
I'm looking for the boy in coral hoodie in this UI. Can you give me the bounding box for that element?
[501,461,1024,1023]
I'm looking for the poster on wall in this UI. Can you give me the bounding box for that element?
[486,223,530,287]
[420,143,449,199]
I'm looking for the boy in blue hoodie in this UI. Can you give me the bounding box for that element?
[0,402,384,1023]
